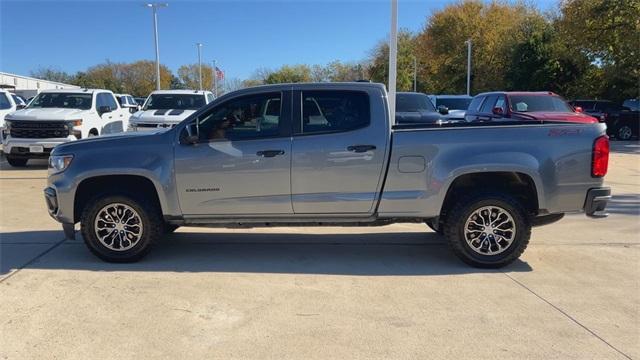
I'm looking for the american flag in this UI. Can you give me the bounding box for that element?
[214,66,224,80]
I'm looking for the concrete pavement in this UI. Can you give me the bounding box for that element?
[0,142,638,359]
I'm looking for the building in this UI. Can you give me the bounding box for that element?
[0,71,80,99]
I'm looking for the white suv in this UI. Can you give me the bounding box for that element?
[128,90,214,131]
[3,89,129,167]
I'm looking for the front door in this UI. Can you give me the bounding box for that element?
[174,90,292,215]
[290,87,389,214]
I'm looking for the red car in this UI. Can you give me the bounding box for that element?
[465,91,598,124]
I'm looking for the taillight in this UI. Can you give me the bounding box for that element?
[592,135,609,177]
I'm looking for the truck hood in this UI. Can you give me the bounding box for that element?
[6,108,89,121]
[53,129,166,155]
[512,111,598,124]
[130,109,196,124]
[395,110,443,124]
[442,109,466,120]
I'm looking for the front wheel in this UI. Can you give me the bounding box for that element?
[80,194,163,262]
[443,192,531,268]
[617,125,633,140]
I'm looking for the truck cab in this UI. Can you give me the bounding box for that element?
[3,88,129,166]
[128,90,214,131]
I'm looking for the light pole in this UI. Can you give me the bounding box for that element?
[465,39,472,96]
[145,3,167,90]
[388,0,398,123]
[196,43,203,90]
[413,56,417,92]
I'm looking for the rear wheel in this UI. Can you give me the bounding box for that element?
[442,192,531,268]
[80,194,163,262]
[617,125,633,140]
[6,156,28,167]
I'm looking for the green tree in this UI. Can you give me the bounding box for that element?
[368,30,417,91]
[29,67,75,84]
[264,65,312,84]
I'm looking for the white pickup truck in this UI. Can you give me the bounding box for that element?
[128,90,214,131]
[3,89,129,167]
[0,89,27,150]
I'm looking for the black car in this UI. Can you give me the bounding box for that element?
[395,92,443,124]
[570,100,640,140]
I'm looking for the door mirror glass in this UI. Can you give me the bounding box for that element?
[574,106,583,113]
[98,105,111,115]
[437,105,449,115]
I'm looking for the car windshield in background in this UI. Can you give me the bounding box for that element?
[396,94,436,112]
[144,94,205,110]
[28,93,93,110]
[509,95,572,112]
[0,93,11,110]
[436,98,472,110]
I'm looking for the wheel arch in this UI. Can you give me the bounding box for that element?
[74,174,164,223]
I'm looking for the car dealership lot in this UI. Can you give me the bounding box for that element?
[0,143,638,359]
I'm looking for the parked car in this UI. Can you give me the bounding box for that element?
[128,90,215,131]
[395,92,443,124]
[115,93,141,113]
[45,82,610,268]
[569,99,640,140]
[623,99,639,111]
[465,92,598,123]
[428,94,473,121]
[0,89,26,150]
[3,89,130,167]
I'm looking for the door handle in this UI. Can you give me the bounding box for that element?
[347,144,376,153]
[256,150,285,157]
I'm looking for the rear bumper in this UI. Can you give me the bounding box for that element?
[584,187,611,218]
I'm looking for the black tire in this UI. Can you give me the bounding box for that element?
[617,125,633,140]
[6,156,28,167]
[442,192,531,268]
[163,223,180,234]
[80,194,163,262]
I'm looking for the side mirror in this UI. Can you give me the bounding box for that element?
[16,104,26,110]
[181,122,200,145]
[492,107,504,115]
[437,105,449,115]
[574,106,583,113]
[129,107,137,114]
[98,105,112,115]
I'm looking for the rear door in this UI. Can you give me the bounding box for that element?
[290,86,389,214]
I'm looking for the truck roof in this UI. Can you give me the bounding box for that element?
[476,91,560,97]
[149,90,212,95]
[39,88,111,94]
[217,82,387,100]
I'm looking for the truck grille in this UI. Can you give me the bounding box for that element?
[9,121,69,139]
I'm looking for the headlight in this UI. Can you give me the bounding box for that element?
[66,119,83,128]
[48,155,74,174]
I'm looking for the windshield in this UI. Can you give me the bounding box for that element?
[396,93,436,112]
[509,95,573,112]
[0,93,11,110]
[144,94,205,110]
[436,98,472,110]
[28,93,93,110]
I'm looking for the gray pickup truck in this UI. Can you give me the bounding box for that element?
[44,82,611,268]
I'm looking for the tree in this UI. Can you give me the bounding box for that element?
[178,63,214,90]
[265,65,312,84]
[558,0,640,101]
[29,67,75,84]
[368,30,417,91]
[121,60,173,96]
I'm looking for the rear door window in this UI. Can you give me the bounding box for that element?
[297,91,370,135]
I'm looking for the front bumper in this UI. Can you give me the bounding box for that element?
[584,187,611,218]
[44,186,75,239]
[4,137,72,158]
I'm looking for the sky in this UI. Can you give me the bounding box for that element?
[0,0,558,82]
